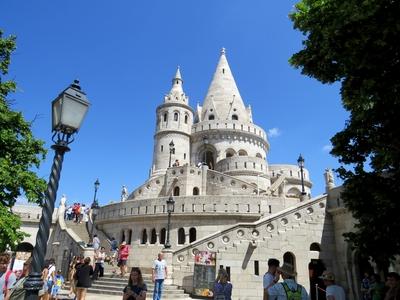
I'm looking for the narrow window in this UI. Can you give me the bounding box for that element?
[184,115,188,124]
[150,228,157,244]
[161,145,163,152]
[163,113,168,122]
[174,112,179,121]
[141,229,147,244]
[160,228,166,244]
[193,187,199,195]
[232,114,238,120]
[208,114,215,120]
[222,68,225,74]
[184,153,186,159]
[189,227,196,243]
[173,186,180,196]
[254,261,259,275]
[178,228,185,245]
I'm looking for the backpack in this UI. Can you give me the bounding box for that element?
[281,282,302,300]
[8,276,27,300]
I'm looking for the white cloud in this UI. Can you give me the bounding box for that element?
[322,144,333,152]
[268,127,281,138]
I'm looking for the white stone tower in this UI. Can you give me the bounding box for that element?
[150,67,194,178]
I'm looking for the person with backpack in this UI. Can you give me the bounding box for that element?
[213,268,232,300]
[0,253,16,300]
[267,262,308,300]
[6,257,32,300]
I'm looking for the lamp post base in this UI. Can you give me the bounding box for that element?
[24,272,43,300]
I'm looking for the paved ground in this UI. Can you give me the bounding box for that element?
[58,290,122,300]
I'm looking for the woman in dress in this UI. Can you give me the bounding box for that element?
[118,241,130,277]
[74,257,93,300]
[213,268,232,300]
[122,267,147,300]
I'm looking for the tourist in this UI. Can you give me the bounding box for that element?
[213,268,232,300]
[110,237,118,266]
[44,259,56,300]
[0,252,16,300]
[384,272,400,300]
[122,267,147,300]
[267,262,308,300]
[92,234,100,252]
[320,270,345,300]
[172,159,180,167]
[361,272,372,300]
[263,258,280,300]
[5,257,32,300]
[118,242,130,277]
[74,257,93,300]
[50,270,64,300]
[152,252,167,300]
[67,256,79,298]
[369,273,385,300]
[92,247,106,280]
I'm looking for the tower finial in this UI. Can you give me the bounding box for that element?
[221,47,226,55]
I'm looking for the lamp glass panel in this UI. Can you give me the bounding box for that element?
[52,97,63,131]
[59,95,89,131]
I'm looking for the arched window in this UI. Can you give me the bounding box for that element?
[141,229,148,244]
[163,113,168,122]
[283,252,296,273]
[208,114,215,120]
[232,114,238,120]
[120,230,125,244]
[238,150,248,156]
[310,243,321,252]
[184,115,188,124]
[150,228,157,244]
[173,186,180,196]
[226,149,235,158]
[256,153,262,158]
[178,228,185,245]
[189,227,196,243]
[193,187,199,195]
[160,228,166,245]
[174,112,179,121]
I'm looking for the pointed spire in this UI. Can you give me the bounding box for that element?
[201,49,249,122]
[170,66,183,93]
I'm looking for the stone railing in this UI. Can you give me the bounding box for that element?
[215,156,267,174]
[173,194,327,257]
[192,120,268,141]
[96,195,264,222]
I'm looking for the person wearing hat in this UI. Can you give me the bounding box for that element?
[320,271,345,300]
[267,262,308,300]
[263,258,280,300]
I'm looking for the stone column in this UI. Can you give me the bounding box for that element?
[201,165,208,195]
[162,248,174,285]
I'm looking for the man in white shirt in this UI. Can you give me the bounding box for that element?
[263,258,280,300]
[320,271,346,300]
[152,253,167,300]
[267,262,308,300]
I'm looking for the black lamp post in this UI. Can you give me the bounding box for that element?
[297,154,306,197]
[89,179,100,243]
[164,195,175,249]
[24,80,90,300]
[168,140,175,168]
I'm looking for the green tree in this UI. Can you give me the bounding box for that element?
[0,29,47,251]
[289,0,400,267]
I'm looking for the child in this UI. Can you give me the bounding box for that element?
[50,270,64,299]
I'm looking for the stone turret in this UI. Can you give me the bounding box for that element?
[150,67,194,178]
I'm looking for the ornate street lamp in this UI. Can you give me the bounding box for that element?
[164,195,175,249]
[168,140,175,168]
[297,154,306,197]
[89,179,100,243]
[24,80,90,300]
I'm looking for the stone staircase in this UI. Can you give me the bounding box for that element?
[65,220,90,245]
[64,272,192,299]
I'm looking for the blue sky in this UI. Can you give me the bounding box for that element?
[1,0,347,206]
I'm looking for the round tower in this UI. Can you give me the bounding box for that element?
[151,67,194,178]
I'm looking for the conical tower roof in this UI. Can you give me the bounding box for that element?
[201,48,249,122]
[163,66,188,104]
